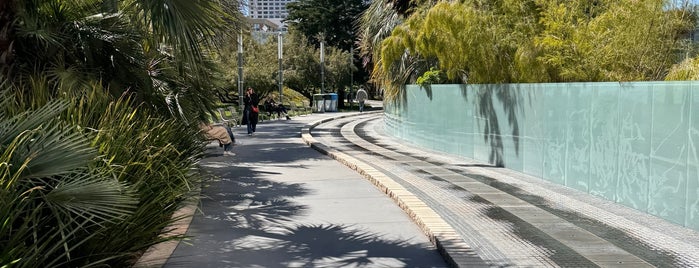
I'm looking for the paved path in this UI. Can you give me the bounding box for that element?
[306,112,699,268]
[162,112,447,268]
[141,105,699,268]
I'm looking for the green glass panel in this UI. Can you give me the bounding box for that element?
[565,83,592,191]
[522,84,545,178]
[438,85,459,153]
[440,85,469,155]
[460,85,475,158]
[543,84,568,185]
[648,82,688,225]
[688,84,699,230]
[616,84,652,211]
[498,84,524,172]
[589,83,620,200]
[473,86,494,164]
[389,82,699,232]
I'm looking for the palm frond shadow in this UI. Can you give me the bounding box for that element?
[198,167,312,229]
[475,84,524,167]
[216,224,442,267]
[170,154,445,267]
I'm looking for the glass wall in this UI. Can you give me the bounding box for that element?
[384,82,699,231]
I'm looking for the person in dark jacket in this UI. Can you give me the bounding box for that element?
[243,87,260,135]
[264,97,291,120]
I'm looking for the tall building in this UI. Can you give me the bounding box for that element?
[244,0,296,31]
[239,0,250,17]
[244,0,373,32]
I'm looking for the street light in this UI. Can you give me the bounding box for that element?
[278,32,283,104]
[349,46,353,109]
[320,40,325,94]
[237,30,244,112]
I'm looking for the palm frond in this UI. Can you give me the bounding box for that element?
[46,173,138,225]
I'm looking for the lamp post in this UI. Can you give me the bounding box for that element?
[278,32,283,104]
[320,41,325,94]
[349,46,354,109]
[350,46,353,90]
[237,31,244,112]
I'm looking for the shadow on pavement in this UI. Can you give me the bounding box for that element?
[165,118,444,267]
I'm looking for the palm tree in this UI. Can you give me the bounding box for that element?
[0,0,243,266]
[357,0,435,100]
[0,89,140,267]
[3,0,242,119]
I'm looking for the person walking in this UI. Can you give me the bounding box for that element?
[243,87,260,135]
[355,87,368,112]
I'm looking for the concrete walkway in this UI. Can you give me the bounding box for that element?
[138,101,699,268]
[161,112,447,267]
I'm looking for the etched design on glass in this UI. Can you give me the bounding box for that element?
[648,86,689,225]
[616,112,650,211]
[589,88,619,200]
[566,106,591,191]
[387,83,699,232]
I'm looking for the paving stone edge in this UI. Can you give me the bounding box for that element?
[301,112,472,268]
[132,185,201,268]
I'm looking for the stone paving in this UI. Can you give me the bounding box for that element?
[139,109,699,268]
[305,112,699,267]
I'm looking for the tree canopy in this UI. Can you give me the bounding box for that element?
[361,0,698,99]
[285,0,369,51]
[217,29,355,102]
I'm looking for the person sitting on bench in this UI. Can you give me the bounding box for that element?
[264,97,291,120]
[199,123,236,156]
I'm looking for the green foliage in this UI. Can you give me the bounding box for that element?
[243,34,281,96]
[0,87,138,267]
[0,82,205,267]
[219,29,355,101]
[283,30,322,98]
[286,0,369,51]
[323,46,356,94]
[666,57,699,80]
[416,67,446,87]
[364,0,697,99]
[4,0,236,120]
[534,0,692,81]
[0,0,237,266]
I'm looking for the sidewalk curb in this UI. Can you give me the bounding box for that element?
[301,112,475,268]
[132,185,201,268]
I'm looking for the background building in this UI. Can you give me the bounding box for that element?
[244,0,295,31]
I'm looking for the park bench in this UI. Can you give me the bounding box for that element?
[217,106,240,127]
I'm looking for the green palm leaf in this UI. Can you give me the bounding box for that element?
[46,173,138,224]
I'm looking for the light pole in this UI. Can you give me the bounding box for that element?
[320,41,325,94]
[237,31,244,112]
[350,46,353,89]
[278,31,283,104]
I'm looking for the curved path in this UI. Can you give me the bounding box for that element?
[304,112,699,267]
[155,112,447,268]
